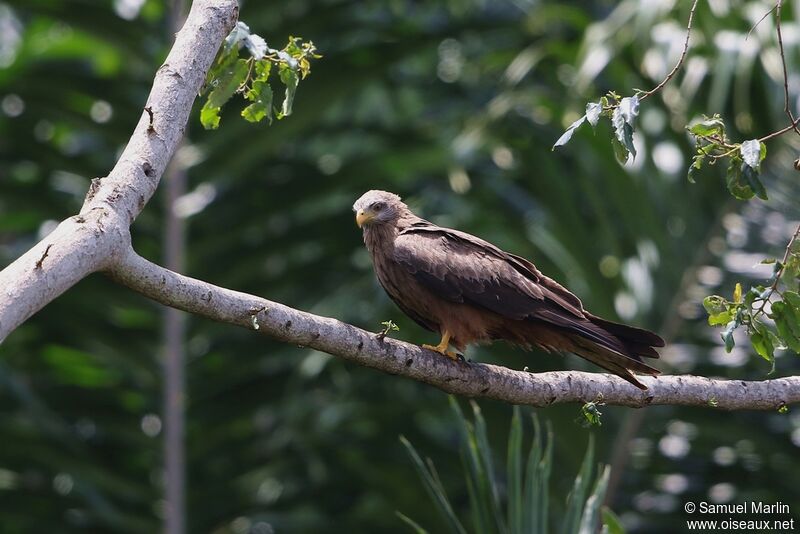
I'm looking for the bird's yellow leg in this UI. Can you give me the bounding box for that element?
[422,331,459,360]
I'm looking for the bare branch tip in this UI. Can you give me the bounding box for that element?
[34,244,53,270]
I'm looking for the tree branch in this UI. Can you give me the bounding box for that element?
[0,0,238,343]
[106,248,800,411]
[638,0,699,102]
[1,0,799,411]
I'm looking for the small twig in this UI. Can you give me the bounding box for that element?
[376,319,399,341]
[639,0,700,101]
[758,118,800,142]
[746,3,778,41]
[774,0,800,136]
[145,106,156,134]
[753,222,800,320]
[34,244,53,270]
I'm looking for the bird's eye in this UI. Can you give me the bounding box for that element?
[372,202,385,211]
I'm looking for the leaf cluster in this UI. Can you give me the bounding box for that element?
[398,399,624,534]
[687,115,768,200]
[703,244,800,371]
[200,22,320,129]
[553,92,640,166]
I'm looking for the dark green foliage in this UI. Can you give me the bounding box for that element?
[686,115,769,199]
[399,402,619,534]
[2,1,800,533]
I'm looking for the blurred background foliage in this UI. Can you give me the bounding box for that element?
[1,0,800,532]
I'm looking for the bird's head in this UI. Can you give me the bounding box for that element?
[353,190,406,228]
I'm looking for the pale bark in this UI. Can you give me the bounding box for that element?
[107,250,800,411]
[0,0,798,411]
[0,0,238,343]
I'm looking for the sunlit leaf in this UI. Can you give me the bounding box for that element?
[585,101,602,127]
[740,139,762,169]
[688,114,725,137]
[200,58,249,129]
[224,21,251,52]
[278,64,299,118]
[750,330,774,366]
[601,507,627,534]
[611,97,637,161]
[244,33,267,59]
[553,114,587,149]
[241,82,273,123]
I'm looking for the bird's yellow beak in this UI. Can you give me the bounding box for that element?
[356,209,373,228]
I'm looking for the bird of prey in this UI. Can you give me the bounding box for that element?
[353,190,664,390]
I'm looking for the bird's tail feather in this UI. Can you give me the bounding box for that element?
[586,313,665,351]
[569,335,659,390]
[516,314,663,390]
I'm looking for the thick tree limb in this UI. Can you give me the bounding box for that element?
[0,0,238,343]
[107,249,800,411]
[0,0,798,411]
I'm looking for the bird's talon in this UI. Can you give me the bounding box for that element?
[422,343,461,361]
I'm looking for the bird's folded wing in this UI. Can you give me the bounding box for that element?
[394,224,586,323]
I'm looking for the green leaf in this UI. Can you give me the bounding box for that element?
[688,115,725,137]
[562,435,594,534]
[580,402,603,427]
[783,290,800,310]
[253,59,272,82]
[687,153,705,183]
[396,511,431,534]
[725,158,755,200]
[721,320,737,352]
[201,58,250,129]
[750,330,775,365]
[578,465,610,534]
[610,136,629,165]
[611,97,638,162]
[469,401,506,533]
[772,301,800,354]
[707,310,733,326]
[278,64,300,118]
[204,47,240,95]
[241,82,273,124]
[742,164,768,200]
[702,295,728,315]
[523,415,551,534]
[553,114,587,150]
[601,507,627,534]
[450,398,493,534]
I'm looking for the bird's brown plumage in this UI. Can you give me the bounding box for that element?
[353,190,664,389]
